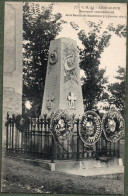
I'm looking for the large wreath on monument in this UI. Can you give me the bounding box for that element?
[51,109,74,141]
[102,110,125,142]
[79,111,102,146]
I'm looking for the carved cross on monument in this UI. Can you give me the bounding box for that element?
[67,92,77,109]
[46,93,54,110]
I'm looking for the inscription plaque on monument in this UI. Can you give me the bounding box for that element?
[41,38,84,117]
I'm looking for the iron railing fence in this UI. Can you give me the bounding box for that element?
[5,114,120,162]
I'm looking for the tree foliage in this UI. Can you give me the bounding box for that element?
[70,21,126,110]
[108,66,126,114]
[107,23,126,37]
[71,21,110,110]
[23,2,66,116]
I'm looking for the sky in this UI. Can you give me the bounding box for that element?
[33,2,127,83]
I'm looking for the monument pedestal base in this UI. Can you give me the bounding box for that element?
[47,158,124,178]
[10,156,124,177]
[48,158,123,170]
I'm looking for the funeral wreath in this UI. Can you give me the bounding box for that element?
[51,109,74,141]
[79,110,102,146]
[102,110,125,142]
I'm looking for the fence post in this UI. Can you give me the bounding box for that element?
[11,115,14,150]
[76,119,80,161]
[30,117,33,152]
[6,113,9,150]
[44,114,48,152]
[44,114,47,134]
[117,140,120,158]
[51,133,55,163]
[48,118,51,151]
[96,142,98,158]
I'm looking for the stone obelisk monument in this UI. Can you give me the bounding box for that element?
[41,38,84,117]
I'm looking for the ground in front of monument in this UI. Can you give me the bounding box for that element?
[1,153,124,194]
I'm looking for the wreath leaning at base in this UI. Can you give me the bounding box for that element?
[51,109,74,141]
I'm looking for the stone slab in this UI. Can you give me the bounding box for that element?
[47,158,123,171]
[61,166,124,177]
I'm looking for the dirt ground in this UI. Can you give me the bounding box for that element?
[1,154,124,194]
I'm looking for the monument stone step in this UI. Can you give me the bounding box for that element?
[49,158,123,171]
[61,166,124,178]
